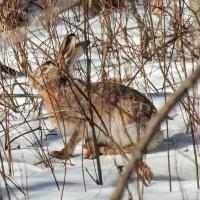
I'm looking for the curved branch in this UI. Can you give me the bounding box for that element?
[109,65,200,200]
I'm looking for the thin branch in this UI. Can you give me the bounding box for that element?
[109,65,200,200]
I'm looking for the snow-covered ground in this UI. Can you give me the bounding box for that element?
[1,105,200,200]
[1,7,200,200]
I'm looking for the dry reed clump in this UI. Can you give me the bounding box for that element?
[0,0,27,32]
[136,162,153,184]
[0,0,58,32]
[82,0,122,17]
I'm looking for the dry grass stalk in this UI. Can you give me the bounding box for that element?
[0,0,200,198]
[109,65,200,200]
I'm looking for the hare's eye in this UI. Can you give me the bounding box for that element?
[41,66,48,72]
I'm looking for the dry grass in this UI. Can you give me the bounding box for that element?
[0,0,200,199]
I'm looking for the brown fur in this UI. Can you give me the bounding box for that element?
[29,34,161,160]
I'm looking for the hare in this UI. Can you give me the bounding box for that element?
[29,34,162,160]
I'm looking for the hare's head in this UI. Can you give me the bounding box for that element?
[29,34,88,90]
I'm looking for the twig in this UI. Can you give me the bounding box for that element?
[109,65,200,200]
[86,168,100,184]
[84,5,103,185]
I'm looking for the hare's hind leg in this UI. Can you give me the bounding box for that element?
[98,145,135,155]
[49,131,80,159]
[84,139,135,159]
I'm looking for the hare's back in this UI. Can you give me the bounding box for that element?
[91,82,157,120]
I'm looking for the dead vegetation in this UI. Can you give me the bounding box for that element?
[0,0,200,199]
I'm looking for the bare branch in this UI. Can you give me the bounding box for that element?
[109,65,200,200]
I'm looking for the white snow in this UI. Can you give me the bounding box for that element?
[1,7,200,200]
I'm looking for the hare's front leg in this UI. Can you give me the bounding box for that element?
[84,139,96,159]
[49,131,80,159]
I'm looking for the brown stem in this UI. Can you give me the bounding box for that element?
[109,65,200,200]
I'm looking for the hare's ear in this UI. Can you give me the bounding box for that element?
[57,34,76,66]
[68,41,90,67]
